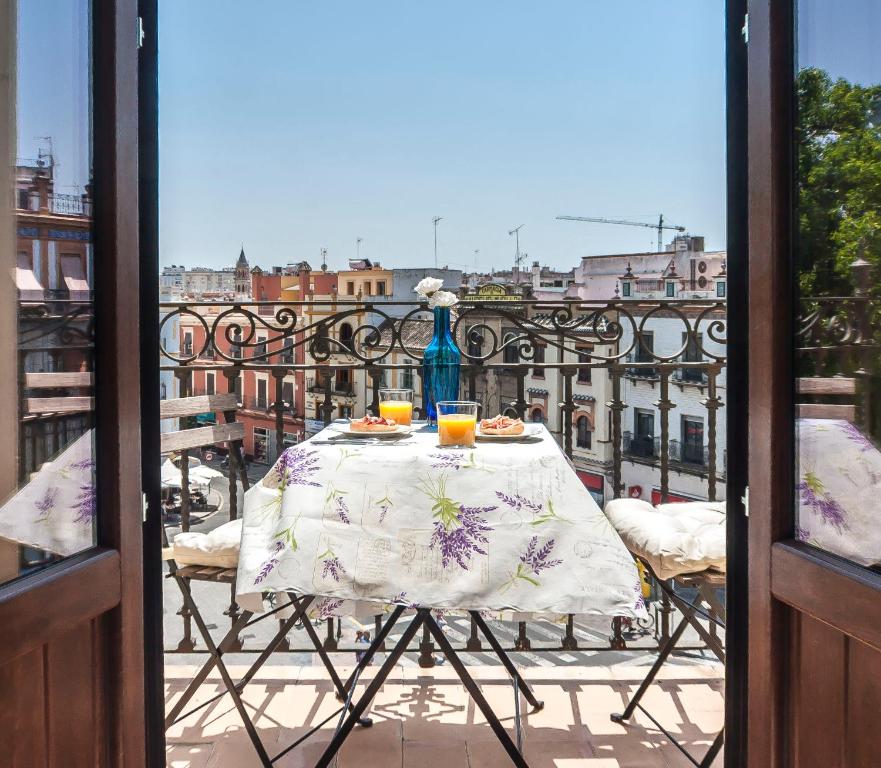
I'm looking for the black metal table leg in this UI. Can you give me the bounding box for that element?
[314,610,427,768]
[424,612,529,768]
[471,610,544,711]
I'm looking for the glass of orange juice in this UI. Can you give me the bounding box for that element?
[378,388,413,426]
[437,401,479,448]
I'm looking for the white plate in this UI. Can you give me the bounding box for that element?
[329,422,411,438]
[476,424,543,441]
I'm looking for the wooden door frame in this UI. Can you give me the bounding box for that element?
[138,0,165,765]
[724,0,749,766]
[0,0,145,764]
[747,1,881,766]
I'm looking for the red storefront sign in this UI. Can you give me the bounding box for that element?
[650,488,701,505]
[577,471,604,491]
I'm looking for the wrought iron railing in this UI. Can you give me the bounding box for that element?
[159,297,728,656]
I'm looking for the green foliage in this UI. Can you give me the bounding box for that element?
[797,67,881,295]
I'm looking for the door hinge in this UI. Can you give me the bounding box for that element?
[741,486,749,518]
[137,16,145,49]
[741,13,749,45]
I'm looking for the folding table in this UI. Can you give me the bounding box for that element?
[231,423,646,765]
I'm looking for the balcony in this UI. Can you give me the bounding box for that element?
[306,377,355,396]
[158,297,728,764]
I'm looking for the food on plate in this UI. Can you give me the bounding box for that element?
[479,415,525,436]
[350,415,398,433]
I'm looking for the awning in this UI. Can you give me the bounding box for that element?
[577,471,604,491]
[15,252,44,302]
[60,254,90,301]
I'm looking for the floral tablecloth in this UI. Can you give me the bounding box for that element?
[797,419,881,568]
[236,424,646,621]
[0,431,96,556]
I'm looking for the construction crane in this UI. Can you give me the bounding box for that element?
[556,214,686,252]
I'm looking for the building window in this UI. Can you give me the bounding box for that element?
[467,326,482,359]
[666,281,675,297]
[681,332,704,382]
[340,322,354,352]
[253,427,269,464]
[160,382,167,400]
[232,329,243,359]
[717,281,726,298]
[532,344,545,377]
[364,282,372,296]
[503,330,518,365]
[633,409,655,457]
[632,331,655,377]
[682,417,705,465]
[183,331,193,356]
[577,349,592,383]
[282,381,294,410]
[531,407,544,424]
[254,334,267,359]
[576,416,591,449]
[346,281,355,295]
[206,372,215,395]
[622,282,631,297]
[283,431,299,448]
[339,405,353,418]
[402,361,414,390]
[281,337,294,364]
[233,375,243,402]
[376,281,386,296]
[17,188,29,210]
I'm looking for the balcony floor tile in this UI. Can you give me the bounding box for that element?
[166,660,723,767]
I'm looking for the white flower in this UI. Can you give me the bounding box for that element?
[428,290,459,309]
[414,277,444,297]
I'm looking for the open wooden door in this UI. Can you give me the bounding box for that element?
[0,1,145,766]
[749,1,881,766]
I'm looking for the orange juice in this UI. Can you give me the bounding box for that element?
[438,413,477,447]
[379,400,413,426]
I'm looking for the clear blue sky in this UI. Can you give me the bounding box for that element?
[159,1,727,273]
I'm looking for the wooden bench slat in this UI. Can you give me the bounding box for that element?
[24,372,94,389]
[797,377,856,396]
[797,403,856,421]
[160,422,246,453]
[160,393,239,419]
[25,396,95,415]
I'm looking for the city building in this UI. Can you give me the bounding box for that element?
[159,248,253,299]
[14,157,93,477]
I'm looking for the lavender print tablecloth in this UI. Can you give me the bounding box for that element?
[0,431,96,556]
[236,425,646,621]
[797,419,881,568]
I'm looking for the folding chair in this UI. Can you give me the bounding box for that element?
[160,392,251,651]
[611,563,725,767]
[163,579,403,767]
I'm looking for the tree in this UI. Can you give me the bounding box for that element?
[797,67,881,296]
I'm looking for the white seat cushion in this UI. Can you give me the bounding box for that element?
[173,518,242,569]
[604,499,726,580]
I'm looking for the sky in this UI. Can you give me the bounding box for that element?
[17,0,91,193]
[159,1,727,274]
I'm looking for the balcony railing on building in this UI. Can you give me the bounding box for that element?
[156,296,732,658]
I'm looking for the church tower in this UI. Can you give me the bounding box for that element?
[234,246,251,297]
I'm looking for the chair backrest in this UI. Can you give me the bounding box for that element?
[23,371,95,417]
[796,377,857,422]
[159,393,245,453]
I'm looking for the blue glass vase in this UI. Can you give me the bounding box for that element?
[422,306,461,422]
